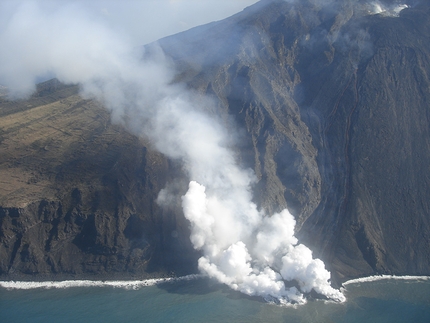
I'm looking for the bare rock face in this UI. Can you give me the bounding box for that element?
[1,0,430,283]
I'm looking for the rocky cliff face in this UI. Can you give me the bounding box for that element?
[1,0,429,283]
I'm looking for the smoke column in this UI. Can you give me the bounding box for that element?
[0,1,345,304]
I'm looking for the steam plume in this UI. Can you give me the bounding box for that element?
[367,1,409,16]
[0,1,345,304]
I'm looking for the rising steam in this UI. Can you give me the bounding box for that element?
[0,1,345,304]
[367,1,408,16]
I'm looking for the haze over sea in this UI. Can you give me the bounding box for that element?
[1,276,429,322]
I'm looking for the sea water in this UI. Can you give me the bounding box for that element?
[1,276,429,323]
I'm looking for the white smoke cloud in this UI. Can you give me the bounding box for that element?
[0,0,345,304]
[367,1,409,16]
[182,182,345,304]
[281,0,410,18]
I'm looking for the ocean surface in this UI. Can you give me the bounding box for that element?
[1,276,429,323]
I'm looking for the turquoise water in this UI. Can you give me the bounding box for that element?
[1,278,429,322]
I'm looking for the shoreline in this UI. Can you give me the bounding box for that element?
[0,274,201,290]
[342,275,430,286]
[1,274,430,291]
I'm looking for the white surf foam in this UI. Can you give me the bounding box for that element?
[343,275,430,286]
[0,274,200,290]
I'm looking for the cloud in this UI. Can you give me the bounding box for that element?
[182,181,345,304]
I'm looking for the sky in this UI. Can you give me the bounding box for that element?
[0,0,260,46]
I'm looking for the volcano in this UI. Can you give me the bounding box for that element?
[0,0,429,287]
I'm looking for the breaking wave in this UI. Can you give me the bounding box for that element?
[343,275,430,286]
[0,275,200,290]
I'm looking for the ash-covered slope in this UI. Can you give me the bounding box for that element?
[159,0,430,282]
